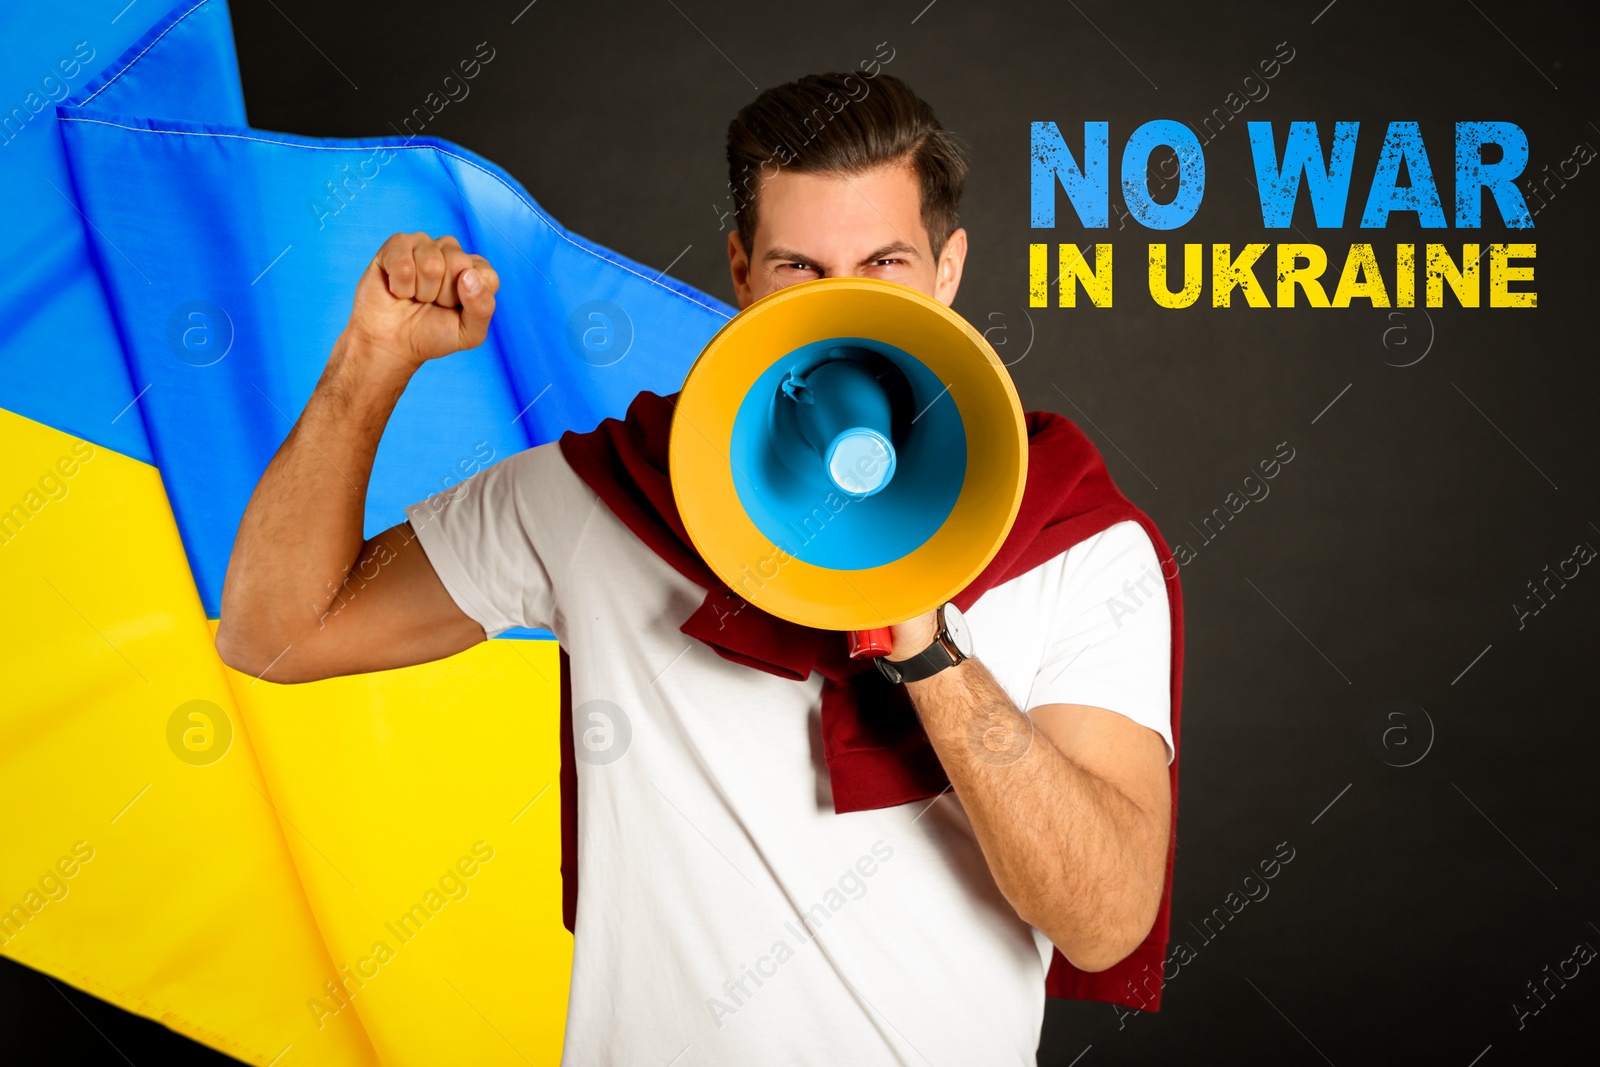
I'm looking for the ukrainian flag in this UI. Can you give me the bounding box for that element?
[0,2,732,1062]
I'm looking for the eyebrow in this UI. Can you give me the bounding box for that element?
[762,241,923,266]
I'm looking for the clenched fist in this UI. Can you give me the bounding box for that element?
[346,232,501,368]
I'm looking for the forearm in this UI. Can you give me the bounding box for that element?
[216,332,415,664]
[905,659,1164,970]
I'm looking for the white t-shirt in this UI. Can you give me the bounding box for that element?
[404,440,1172,1066]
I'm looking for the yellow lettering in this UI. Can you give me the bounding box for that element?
[1212,244,1271,308]
[1331,243,1390,307]
[1149,243,1202,308]
[1489,243,1536,308]
[1275,243,1331,308]
[1425,244,1480,308]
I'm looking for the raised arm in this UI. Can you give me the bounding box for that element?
[215,232,500,683]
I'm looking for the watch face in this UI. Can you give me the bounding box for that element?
[940,602,974,658]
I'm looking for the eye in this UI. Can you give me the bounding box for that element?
[871,258,905,268]
[779,261,818,273]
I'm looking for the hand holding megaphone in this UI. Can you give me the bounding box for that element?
[669,278,1027,657]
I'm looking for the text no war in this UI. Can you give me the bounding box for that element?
[1031,120,1540,231]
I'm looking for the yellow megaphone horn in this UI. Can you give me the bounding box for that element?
[668,277,1027,656]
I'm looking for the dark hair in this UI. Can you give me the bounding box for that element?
[725,72,968,261]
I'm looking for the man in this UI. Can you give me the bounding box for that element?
[217,72,1177,1064]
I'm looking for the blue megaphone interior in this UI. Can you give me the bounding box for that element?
[729,337,966,570]
[781,359,899,499]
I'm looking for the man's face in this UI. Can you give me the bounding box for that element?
[727,161,967,310]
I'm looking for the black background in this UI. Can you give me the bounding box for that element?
[5,0,1597,1063]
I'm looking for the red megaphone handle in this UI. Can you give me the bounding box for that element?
[847,627,895,659]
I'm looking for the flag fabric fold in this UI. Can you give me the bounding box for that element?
[3,1,731,1062]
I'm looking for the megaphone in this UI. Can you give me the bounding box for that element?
[669,277,1027,655]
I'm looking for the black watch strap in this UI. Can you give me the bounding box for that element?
[875,635,959,684]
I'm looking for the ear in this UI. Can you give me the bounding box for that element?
[728,230,754,309]
[933,227,968,307]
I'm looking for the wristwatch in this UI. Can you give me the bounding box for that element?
[875,602,974,684]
